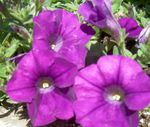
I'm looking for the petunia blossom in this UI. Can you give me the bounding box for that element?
[78,0,121,40]
[78,0,142,40]
[118,17,142,39]
[32,9,95,69]
[74,55,150,127]
[6,49,77,126]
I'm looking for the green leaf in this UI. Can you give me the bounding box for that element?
[0,64,7,78]
[65,3,77,11]
[4,40,19,58]
[112,0,123,13]
[86,36,97,50]
[124,49,133,58]
[136,42,150,67]
[113,46,119,55]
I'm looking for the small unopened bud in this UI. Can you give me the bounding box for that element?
[0,86,6,93]
[11,24,30,40]
[40,0,45,3]
[137,23,150,43]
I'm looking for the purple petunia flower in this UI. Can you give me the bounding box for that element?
[78,0,121,40]
[74,55,150,127]
[118,17,142,39]
[6,49,77,126]
[78,0,142,40]
[32,9,95,69]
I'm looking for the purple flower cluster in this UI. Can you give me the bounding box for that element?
[78,0,142,40]
[6,9,94,126]
[6,1,150,127]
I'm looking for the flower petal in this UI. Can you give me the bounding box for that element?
[118,17,142,38]
[32,39,50,51]
[60,11,95,45]
[78,0,106,27]
[128,26,142,38]
[6,52,38,102]
[57,44,88,69]
[74,75,105,121]
[78,64,105,88]
[138,23,150,43]
[125,73,150,110]
[27,92,56,126]
[32,49,55,75]
[119,56,143,87]
[119,18,137,31]
[97,55,122,85]
[128,111,139,127]
[33,10,62,41]
[52,89,74,119]
[49,58,77,88]
[75,103,138,127]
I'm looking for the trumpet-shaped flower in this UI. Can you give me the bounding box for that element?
[33,9,95,69]
[78,0,142,40]
[78,0,121,40]
[6,49,77,126]
[118,17,142,39]
[74,55,150,127]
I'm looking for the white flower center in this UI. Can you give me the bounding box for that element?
[51,44,56,50]
[105,86,124,103]
[42,82,50,89]
[110,94,122,101]
[50,36,63,52]
[38,77,55,93]
[38,77,53,89]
